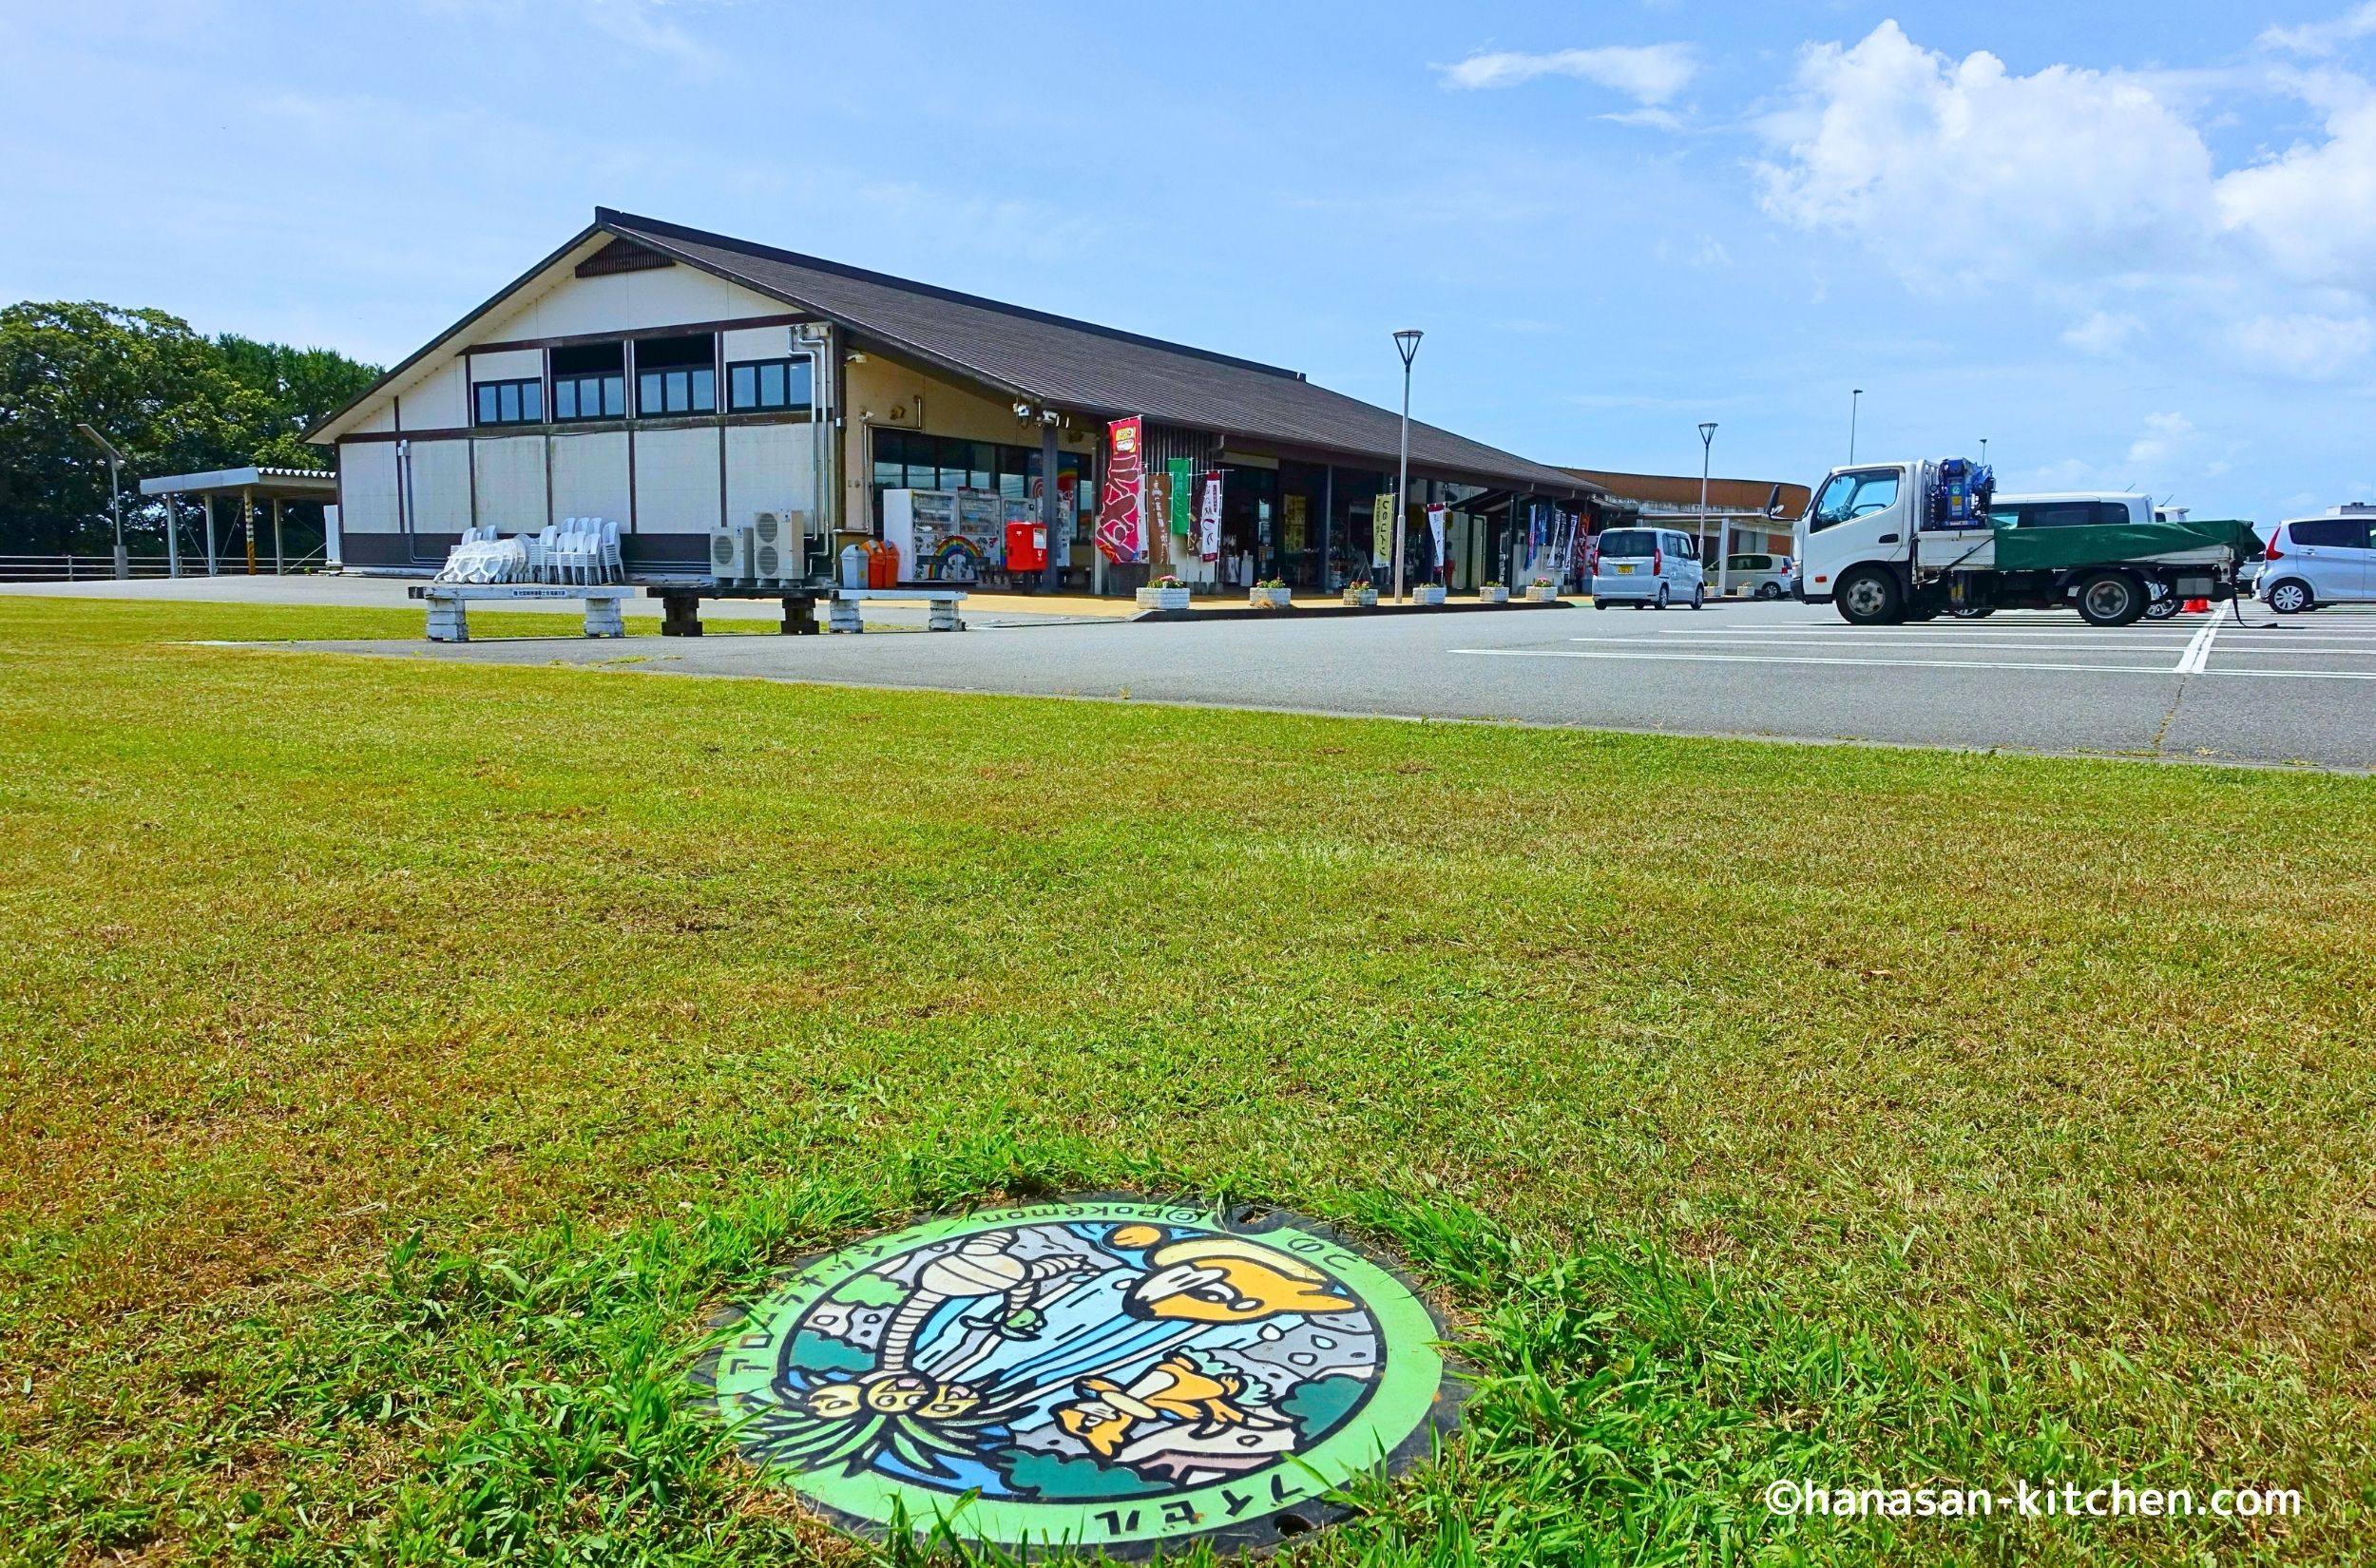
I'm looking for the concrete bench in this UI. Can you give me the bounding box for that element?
[828,586,968,633]
[412,583,636,641]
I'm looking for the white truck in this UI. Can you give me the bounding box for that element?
[1793,458,2260,626]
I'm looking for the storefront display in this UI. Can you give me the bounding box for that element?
[882,488,1006,581]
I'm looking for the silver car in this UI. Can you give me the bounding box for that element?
[1592,526,1707,609]
[2258,509,2374,613]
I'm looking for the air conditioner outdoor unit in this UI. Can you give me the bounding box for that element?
[751,508,807,583]
[709,525,753,583]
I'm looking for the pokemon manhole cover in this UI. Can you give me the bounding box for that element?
[701,1195,1460,1557]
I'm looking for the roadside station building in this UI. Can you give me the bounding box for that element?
[1562,468,1811,565]
[308,207,1602,594]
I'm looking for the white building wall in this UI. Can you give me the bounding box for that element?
[721,324,794,361]
[633,426,722,535]
[483,265,780,344]
[407,439,472,534]
[338,441,401,534]
[468,348,544,383]
[550,431,632,526]
[724,422,816,531]
[472,436,548,530]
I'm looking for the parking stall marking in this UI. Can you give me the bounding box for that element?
[1457,646,2376,680]
[2175,618,2222,674]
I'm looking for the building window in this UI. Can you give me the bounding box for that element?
[473,378,544,427]
[727,355,814,413]
[634,333,717,417]
[551,341,625,422]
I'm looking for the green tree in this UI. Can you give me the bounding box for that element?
[0,301,379,557]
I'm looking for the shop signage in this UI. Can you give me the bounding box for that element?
[1283,494,1307,554]
[1094,417,1146,564]
[1370,493,1395,568]
[1197,472,1223,562]
[702,1195,1461,1558]
[1427,504,1447,578]
[1168,457,1194,537]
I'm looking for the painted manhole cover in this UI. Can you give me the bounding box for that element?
[702,1195,1461,1557]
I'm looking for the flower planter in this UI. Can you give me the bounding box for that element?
[1411,584,1447,605]
[1135,585,1191,612]
[1249,586,1293,609]
[1342,587,1379,607]
[1525,583,1562,602]
[1479,585,1510,604]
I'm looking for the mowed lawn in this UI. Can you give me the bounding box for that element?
[2,598,2372,1568]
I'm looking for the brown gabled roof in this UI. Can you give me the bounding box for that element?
[1563,468,1811,514]
[591,209,1594,495]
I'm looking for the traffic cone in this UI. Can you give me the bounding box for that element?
[2183,597,2210,614]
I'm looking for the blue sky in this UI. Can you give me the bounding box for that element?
[5,1,2374,521]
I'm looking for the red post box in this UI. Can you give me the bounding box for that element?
[1005,519,1046,573]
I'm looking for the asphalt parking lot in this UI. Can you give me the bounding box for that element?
[289,595,2376,773]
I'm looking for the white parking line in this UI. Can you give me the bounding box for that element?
[2175,616,2222,674]
[1580,636,2165,655]
[1453,647,2376,680]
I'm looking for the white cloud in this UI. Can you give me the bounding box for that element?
[1441,44,1698,106]
[585,0,715,67]
[2064,311,2146,354]
[2127,411,2194,465]
[1753,23,2214,286]
[2214,91,2376,289]
[2260,3,2376,55]
[2230,312,2376,375]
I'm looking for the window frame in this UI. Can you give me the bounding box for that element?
[472,377,545,428]
[726,354,815,414]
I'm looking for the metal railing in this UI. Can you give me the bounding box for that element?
[0,548,329,583]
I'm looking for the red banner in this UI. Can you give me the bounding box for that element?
[1094,417,1146,564]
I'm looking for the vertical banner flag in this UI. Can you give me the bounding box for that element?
[1197,472,1223,562]
[1427,504,1447,578]
[1167,457,1193,537]
[1370,493,1395,570]
[1283,494,1308,554]
[1094,417,1145,564]
[1146,466,1173,550]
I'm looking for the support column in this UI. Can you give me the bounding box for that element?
[203,494,219,576]
[242,487,258,574]
[1039,422,1061,593]
[271,496,284,574]
[1318,466,1333,590]
[164,493,182,579]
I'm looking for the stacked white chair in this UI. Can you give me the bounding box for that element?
[599,519,623,583]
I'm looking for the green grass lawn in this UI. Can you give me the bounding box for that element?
[2,597,2371,1567]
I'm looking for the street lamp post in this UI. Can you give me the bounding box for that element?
[1698,422,1720,598]
[1392,328,1423,601]
[1980,437,1989,468]
[1849,389,1863,465]
[75,422,129,579]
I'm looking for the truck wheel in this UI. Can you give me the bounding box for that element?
[2075,570,2147,627]
[2267,578,2313,615]
[1835,566,1902,625]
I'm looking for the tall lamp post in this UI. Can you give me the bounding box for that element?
[1698,422,1720,598]
[1980,437,1989,468]
[1849,388,1863,464]
[75,422,130,580]
[1392,328,1423,602]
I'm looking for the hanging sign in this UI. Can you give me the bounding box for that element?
[1146,467,1173,550]
[1094,417,1146,564]
[1167,457,1194,537]
[1197,472,1223,563]
[1370,493,1395,570]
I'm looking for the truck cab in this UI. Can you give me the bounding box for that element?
[1794,462,1915,618]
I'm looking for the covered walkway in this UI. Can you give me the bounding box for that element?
[137,466,340,577]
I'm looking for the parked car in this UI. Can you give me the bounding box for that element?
[2258,507,2375,613]
[1722,552,1792,599]
[1592,526,1706,609]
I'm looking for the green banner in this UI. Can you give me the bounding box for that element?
[1168,457,1193,537]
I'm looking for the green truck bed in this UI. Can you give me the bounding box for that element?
[1983,517,2263,573]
